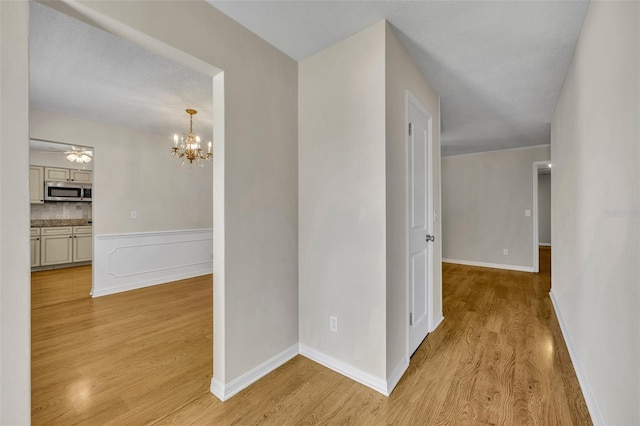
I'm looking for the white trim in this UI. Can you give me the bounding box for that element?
[386,357,409,395]
[430,313,444,332]
[212,71,226,390]
[91,269,212,297]
[549,291,604,425]
[539,243,552,247]
[299,344,388,396]
[210,344,298,402]
[404,90,411,378]
[533,162,539,272]
[442,144,551,158]
[442,258,534,273]
[97,228,212,240]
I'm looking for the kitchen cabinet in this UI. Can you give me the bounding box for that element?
[70,169,92,183]
[72,226,93,262]
[44,167,92,183]
[29,166,44,204]
[44,167,70,182]
[38,226,92,267]
[30,228,41,267]
[40,227,73,266]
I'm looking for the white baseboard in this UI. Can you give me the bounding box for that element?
[431,313,444,332]
[549,291,603,425]
[210,344,298,401]
[386,357,409,395]
[93,229,213,297]
[539,243,552,247]
[442,258,534,273]
[299,343,388,396]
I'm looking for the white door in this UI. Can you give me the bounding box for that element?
[408,94,433,355]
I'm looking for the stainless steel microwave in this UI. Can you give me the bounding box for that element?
[44,181,92,202]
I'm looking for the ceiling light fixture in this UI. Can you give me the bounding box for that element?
[171,108,212,167]
[65,148,92,164]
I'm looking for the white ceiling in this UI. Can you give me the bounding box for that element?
[209,0,589,156]
[29,1,589,157]
[29,1,213,144]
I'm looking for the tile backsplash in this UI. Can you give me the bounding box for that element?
[31,202,92,220]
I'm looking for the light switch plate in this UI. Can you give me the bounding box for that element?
[525,209,532,217]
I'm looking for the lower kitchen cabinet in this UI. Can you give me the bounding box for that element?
[37,226,92,267]
[40,227,73,266]
[72,226,93,262]
[31,228,41,267]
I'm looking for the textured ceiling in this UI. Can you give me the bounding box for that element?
[29,1,213,144]
[209,0,589,156]
[29,1,589,157]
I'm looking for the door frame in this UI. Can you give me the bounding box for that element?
[532,161,552,272]
[405,90,434,357]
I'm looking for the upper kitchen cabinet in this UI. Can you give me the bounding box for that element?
[70,169,92,183]
[30,166,44,204]
[44,166,92,183]
[44,166,70,182]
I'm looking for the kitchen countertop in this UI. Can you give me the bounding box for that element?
[31,219,93,228]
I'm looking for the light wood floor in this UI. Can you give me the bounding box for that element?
[32,248,590,425]
[31,267,212,425]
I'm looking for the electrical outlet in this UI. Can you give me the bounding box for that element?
[503,249,509,256]
[525,209,532,217]
[329,315,338,333]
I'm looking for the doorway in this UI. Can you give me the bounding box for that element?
[533,161,552,275]
[28,2,223,423]
[29,139,94,305]
[407,91,434,355]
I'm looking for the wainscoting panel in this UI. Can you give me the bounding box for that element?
[93,229,213,297]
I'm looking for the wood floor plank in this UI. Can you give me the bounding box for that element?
[32,248,591,425]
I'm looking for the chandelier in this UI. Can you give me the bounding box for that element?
[65,148,92,164]
[171,108,212,166]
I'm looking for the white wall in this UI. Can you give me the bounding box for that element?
[385,23,441,380]
[0,1,30,423]
[2,0,298,410]
[550,1,639,424]
[299,21,388,381]
[537,173,551,245]
[442,145,550,270]
[30,109,212,235]
[299,21,442,394]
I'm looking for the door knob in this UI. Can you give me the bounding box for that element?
[426,234,435,242]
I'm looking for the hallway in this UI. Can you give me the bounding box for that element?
[31,251,590,424]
